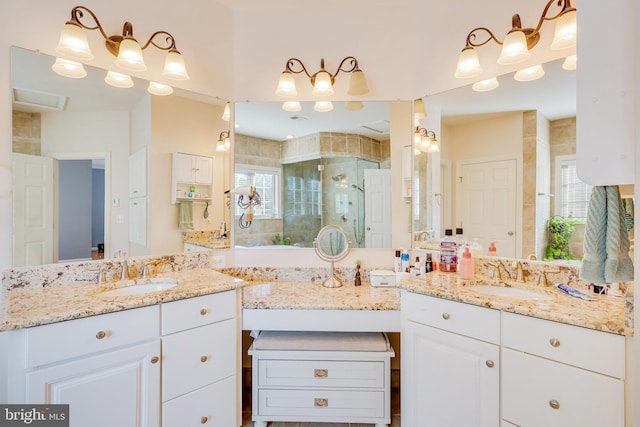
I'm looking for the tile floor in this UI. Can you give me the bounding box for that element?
[241,383,401,427]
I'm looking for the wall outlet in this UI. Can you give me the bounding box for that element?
[212,255,226,268]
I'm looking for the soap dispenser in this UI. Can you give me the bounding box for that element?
[458,246,475,280]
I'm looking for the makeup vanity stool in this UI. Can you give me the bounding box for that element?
[249,331,395,427]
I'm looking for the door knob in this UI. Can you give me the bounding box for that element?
[507,231,514,236]
[366,227,371,231]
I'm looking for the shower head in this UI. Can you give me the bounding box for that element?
[352,184,364,192]
[332,173,345,182]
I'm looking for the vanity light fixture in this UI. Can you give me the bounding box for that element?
[282,101,302,112]
[53,5,189,84]
[147,81,173,96]
[414,98,427,119]
[104,70,133,88]
[344,100,364,111]
[514,64,545,82]
[51,57,87,78]
[414,127,439,153]
[314,101,334,113]
[562,54,577,70]
[221,102,231,121]
[472,77,500,92]
[454,0,576,79]
[216,131,230,152]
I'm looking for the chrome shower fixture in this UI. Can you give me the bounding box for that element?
[352,184,364,192]
[332,173,346,182]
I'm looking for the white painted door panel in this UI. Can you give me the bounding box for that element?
[364,169,391,248]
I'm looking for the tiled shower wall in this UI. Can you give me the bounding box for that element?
[12,110,41,155]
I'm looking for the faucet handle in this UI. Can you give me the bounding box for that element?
[486,262,502,280]
[537,268,561,286]
[97,265,107,284]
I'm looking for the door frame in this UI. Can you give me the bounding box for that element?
[455,154,522,258]
[50,152,111,261]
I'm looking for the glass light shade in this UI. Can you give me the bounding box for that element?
[562,54,577,70]
[115,38,146,72]
[162,49,189,80]
[347,70,369,96]
[419,137,431,152]
[454,47,483,79]
[344,101,364,111]
[275,71,297,97]
[514,64,545,82]
[314,101,334,112]
[282,101,302,112]
[312,71,334,96]
[414,99,427,119]
[222,102,231,121]
[55,22,94,60]
[51,57,87,78]
[414,132,422,146]
[551,9,577,50]
[472,77,499,92]
[216,140,226,152]
[497,30,531,65]
[104,71,134,88]
[224,137,230,150]
[147,81,173,96]
[428,138,440,152]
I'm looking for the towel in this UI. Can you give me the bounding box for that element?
[580,186,634,284]
[178,201,194,230]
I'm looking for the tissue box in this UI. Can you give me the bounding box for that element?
[370,270,396,287]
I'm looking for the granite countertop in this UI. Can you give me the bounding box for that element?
[0,269,246,331]
[399,272,631,336]
[182,230,230,249]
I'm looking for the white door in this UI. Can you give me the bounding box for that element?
[402,321,499,427]
[458,159,517,257]
[12,153,54,266]
[26,340,160,427]
[364,169,391,248]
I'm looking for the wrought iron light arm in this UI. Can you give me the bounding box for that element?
[282,56,362,86]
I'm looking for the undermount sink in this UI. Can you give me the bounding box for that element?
[100,278,179,297]
[463,281,554,301]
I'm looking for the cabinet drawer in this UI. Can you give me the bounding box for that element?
[162,376,236,427]
[25,305,160,368]
[258,389,384,418]
[162,319,236,402]
[162,290,236,335]
[258,359,384,389]
[502,348,624,427]
[402,291,500,344]
[502,312,625,378]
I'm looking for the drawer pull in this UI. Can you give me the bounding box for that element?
[549,338,561,348]
[549,399,560,410]
[150,356,159,364]
[200,308,208,316]
[442,313,450,320]
[485,360,495,368]
[200,416,208,424]
[96,330,107,340]
[314,398,328,407]
[314,369,328,378]
[200,355,208,363]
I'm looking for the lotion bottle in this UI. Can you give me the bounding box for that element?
[458,246,475,280]
[394,250,402,273]
[488,242,497,257]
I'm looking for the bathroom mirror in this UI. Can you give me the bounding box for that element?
[10,46,230,267]
[415,57,580,260]
[313,225,351,288]
[233,100,395,249]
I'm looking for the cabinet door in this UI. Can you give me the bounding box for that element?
[174,153,196,182]
[502,348,624,427]
[163,376,236,427]
[402,320,499,427]
[26,340,160,427]
[129,197,147,246]
[194,155,213,184]
[129,147,147,198]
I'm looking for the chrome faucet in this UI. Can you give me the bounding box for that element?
[141,260,164,278]
[512,261,525,283]
[120,257,130,280]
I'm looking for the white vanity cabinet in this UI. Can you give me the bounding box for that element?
[160,290,239,427]
[8,305,161,427]
[401,291,500,427]
[501,312,625,427]
[172,152,214,204]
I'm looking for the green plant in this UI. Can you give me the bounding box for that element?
[545,216,575,260]
[272,234,291,245]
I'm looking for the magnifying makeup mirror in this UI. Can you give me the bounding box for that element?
[313,225,351,288]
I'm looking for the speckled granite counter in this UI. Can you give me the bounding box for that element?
[182,230,230,249]
[400,271,631,336]
[0,268,246,331]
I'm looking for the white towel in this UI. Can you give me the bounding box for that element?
[580,186,634,284]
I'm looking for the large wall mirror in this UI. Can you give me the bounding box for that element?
[11,46,230,267]
[232,101,400,249]
[416,58,580,260]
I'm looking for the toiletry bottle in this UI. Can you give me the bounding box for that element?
[401,249,410,272]
[458,245,475,280]
[417,256,426,275]
[455,228,466,258]
[488,241,497,257]
[425,253,433,273]
[394,250,402,273]
[439,229,458,272]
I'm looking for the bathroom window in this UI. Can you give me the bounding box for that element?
[235,164,281,218]
[555,155,592,219]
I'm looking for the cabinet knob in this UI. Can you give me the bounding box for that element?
[200,416,208,424]
[314,369,328,378]
[200,355,208,363]
[549,399,560,410]
[549,338,561,348]
[200,308,208,316]
[485,360,495,368]
[150,356,159,364]
[314,398,328,407]
[442,313,450,320]
[96,330,107,339]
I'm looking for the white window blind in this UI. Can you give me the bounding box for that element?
[234,164,280,218]
[555,156,592,219]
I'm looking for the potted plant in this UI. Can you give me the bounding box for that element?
[545,216,575,260]
[272,234,291,245]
